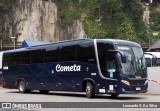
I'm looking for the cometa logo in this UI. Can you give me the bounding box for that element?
[55,64,81,72]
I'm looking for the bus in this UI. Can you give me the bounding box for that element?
[1,39,148,98]
[144,52,160,67]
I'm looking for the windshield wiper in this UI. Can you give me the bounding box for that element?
[135,58,145,77]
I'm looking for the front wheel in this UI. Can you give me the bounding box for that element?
[111,94,119,98]
[86,82,95,98]
[39,90,49,94]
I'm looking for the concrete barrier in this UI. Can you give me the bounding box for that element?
[148,67,160,94]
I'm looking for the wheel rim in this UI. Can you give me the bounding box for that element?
[86,86,91,96]
[19,81,25,92]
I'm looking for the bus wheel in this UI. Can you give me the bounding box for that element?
[86,82,95,98]
[111,94,119,98]
[18,81,28,93]
[39,90,49,94]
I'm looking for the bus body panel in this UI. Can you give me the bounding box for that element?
[3,61,119,93]
[0,52,3,86]
[3,62,147,94]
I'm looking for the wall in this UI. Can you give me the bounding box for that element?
[148,67,160,94]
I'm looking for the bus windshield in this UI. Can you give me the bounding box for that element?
[117,46,147,78]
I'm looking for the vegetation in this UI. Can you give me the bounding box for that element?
[53,0,149,43]
[1,0,158,44]
[149,1,160,44]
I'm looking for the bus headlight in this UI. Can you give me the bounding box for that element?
[121,80,130,86]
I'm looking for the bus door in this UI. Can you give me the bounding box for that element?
[105,52,118,79]
[103,51,119,93]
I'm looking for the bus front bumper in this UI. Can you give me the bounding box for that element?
[120,84,148,94]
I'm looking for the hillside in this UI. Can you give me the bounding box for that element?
[53,0,149,44]
[0,0,157,46]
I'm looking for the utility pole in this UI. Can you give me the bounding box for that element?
[10,37,16,49]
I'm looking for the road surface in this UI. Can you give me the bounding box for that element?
[0,88,160,111]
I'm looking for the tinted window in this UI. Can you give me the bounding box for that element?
[31,50,43,63]
[97,42,116,78]
[12,52,20,65]
[45,47,58,62]
[60,45,76,61]
[21,51,30,64]
[97,42,114,67]
[3,53,12,66]
[76,42,96,64]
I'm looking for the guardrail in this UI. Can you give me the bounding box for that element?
[0,42,21,51]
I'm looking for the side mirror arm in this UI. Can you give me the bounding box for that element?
[108,50,126,63]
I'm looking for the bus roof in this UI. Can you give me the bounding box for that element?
[24,39,140,49]
[97,39,141,47]
[144,52,160,58]
[2,39,141,53]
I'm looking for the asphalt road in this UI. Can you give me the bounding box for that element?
[0,88,160,111]
[0,88,160,102]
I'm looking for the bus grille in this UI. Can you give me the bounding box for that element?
[129,79,146,86]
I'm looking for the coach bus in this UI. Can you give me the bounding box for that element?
[1,39,148,98]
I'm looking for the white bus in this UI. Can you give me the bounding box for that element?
[144,52,160,67]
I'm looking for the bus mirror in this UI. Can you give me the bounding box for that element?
[108,50,126,63]
[120,52,127,63]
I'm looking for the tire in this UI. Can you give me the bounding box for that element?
[18,81,30,93]
[86,82,95,98]
[39,90,49,94]
[111,94,119,98]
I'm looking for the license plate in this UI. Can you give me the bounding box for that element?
[136,87,141,91]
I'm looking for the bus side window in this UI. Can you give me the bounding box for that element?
[44,47,58,63]
[31,50,43,64]
[12,52,20,65]
[76,42,96,64]
[3,53,12,66]
[21,51,30,64]
[97,42,115,78]
[105,52,117,79]
[60,45,76,62]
